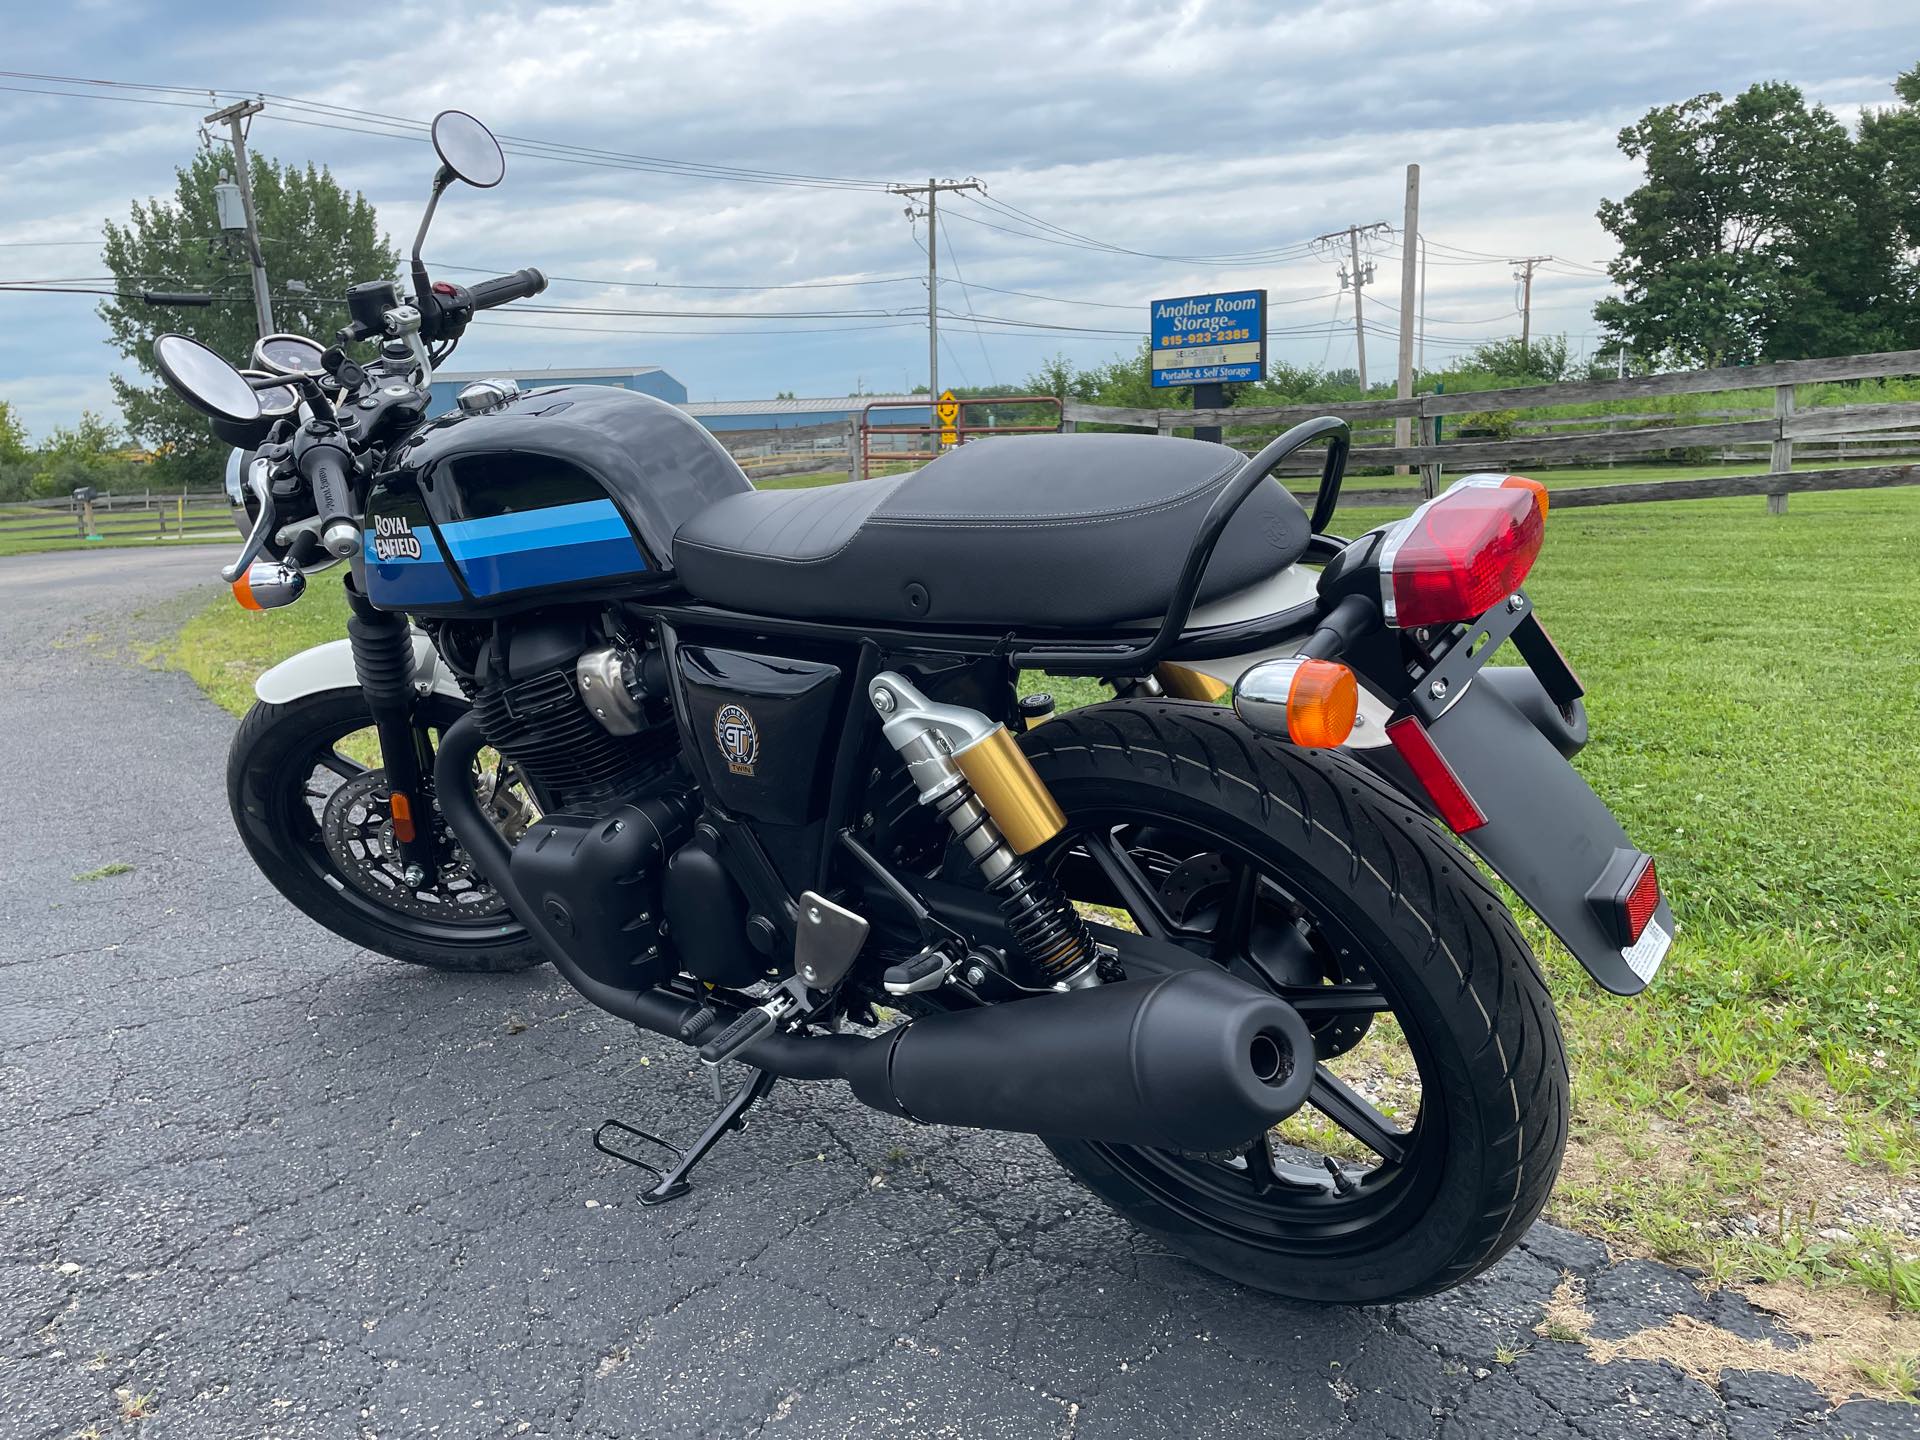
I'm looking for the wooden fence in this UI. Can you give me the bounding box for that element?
[1061,348,1920,513]
[0,491,234,545]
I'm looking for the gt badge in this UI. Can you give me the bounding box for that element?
[714,703,759,776]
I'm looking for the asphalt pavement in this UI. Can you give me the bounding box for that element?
[1,545,1914,1439]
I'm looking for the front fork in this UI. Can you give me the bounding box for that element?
[343,575,440,887]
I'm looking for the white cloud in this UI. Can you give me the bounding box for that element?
[1,0,1916,421]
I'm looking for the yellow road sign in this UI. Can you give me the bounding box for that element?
[936,389,959,446]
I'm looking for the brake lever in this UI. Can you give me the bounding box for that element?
[220,459,278,585]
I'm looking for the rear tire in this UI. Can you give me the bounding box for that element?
[1024,700,1568,1304]
[228,689,544,973]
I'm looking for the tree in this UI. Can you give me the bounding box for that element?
[0,400,27,465]
[99,148,398,488]
[1457,334,1571,384]
[28,410,130,499]
[1594,77,1911,367]
[1859,64,1920,337]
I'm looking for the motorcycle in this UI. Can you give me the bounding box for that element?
[153,110,1673,1304]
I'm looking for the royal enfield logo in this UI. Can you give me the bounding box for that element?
[714,703,759,776]
[371,513,423,562]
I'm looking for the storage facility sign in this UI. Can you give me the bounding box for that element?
[1149,289,1267,388]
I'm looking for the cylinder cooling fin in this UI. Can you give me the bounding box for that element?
[442,620,679,815]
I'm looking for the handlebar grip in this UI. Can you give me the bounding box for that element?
[305,445,353,524]
[466,267,548,311]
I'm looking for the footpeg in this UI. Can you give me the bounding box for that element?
[883,944,957,996]
[697,1004,777,1065]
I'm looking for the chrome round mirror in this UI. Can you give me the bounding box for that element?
[252,333,325,377]
[153,334,261,424]
[431,110,505,188]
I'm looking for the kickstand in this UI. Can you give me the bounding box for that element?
[593,1066,780,1205]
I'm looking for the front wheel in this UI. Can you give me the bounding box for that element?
[1024,700,1569,1304]
[227,688,545,973]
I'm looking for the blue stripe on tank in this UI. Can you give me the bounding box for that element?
[363,524,464,607]
[436,498,647,596]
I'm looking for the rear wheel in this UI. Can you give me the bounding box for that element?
[1023,700,1568,1304]
[227,689,544,972]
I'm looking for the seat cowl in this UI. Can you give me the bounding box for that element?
[672,433,1311,629]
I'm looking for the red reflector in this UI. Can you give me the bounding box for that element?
[1383,485,1544,628]
[389,791,417,844]
[1385,716,1487,833]
[1623,856,1660,942]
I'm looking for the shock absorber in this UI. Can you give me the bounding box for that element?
[868,672,1099,988]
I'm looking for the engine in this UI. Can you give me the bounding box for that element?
[434,614,705,992]
[436,615,680,814]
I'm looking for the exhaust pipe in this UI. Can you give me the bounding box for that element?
[436,714,1314,1151]
[850,968,1315,1151]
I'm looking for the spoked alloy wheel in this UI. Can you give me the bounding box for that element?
[228,689,545,971]
[1022,700,1569,1304]
[1068,816,1444,1249]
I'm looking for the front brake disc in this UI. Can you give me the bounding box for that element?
[321,770,510,921]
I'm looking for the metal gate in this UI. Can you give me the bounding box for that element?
[857,395,1063,480]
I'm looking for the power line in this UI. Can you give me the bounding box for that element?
[936,218,998,386]
[0,71,900,192]
[472,315,923,338]
[965,192,1320,265]
[431,260,918,293]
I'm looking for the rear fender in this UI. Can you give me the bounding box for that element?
[1361,676,1673,995]
[254,634,466,706]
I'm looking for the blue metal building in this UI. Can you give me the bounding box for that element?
[679,394,930,432]
[427,365,687,416]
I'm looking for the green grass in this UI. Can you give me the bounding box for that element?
[72,862,134,883]
[170,486,1920,1312]
[173,566,351,714]
[1040,488,1920,1309]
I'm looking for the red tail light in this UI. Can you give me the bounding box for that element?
[1379,482,1544,628]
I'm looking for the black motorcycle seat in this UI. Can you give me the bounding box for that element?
[670,433,1311,628]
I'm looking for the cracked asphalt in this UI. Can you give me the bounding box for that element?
[1,547,1915,1440]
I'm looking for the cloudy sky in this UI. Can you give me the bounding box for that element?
[0,0,1913,439]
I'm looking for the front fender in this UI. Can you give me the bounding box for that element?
[254,634,467,706]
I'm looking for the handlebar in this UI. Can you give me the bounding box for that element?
[466,267,547,310]
[302,441,360,558]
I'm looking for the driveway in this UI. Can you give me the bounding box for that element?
[0,546,1912,1439]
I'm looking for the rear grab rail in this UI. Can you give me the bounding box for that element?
[1014,416,1351,675]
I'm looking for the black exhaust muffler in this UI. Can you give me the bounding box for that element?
[851,968,1315,1151]
[436,712,1315,1153]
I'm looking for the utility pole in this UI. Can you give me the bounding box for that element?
[1312,221,1388,391]
[205,98,274,339]
[890,177,982,406]
[1512,255,1550,361]
[1395,165,1420,472]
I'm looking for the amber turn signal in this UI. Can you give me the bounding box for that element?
[1283,659,1359,747]
[1500,474,1550,520]
[1231,657,1359,748]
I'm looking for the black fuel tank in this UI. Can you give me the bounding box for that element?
[361,385,750,614]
